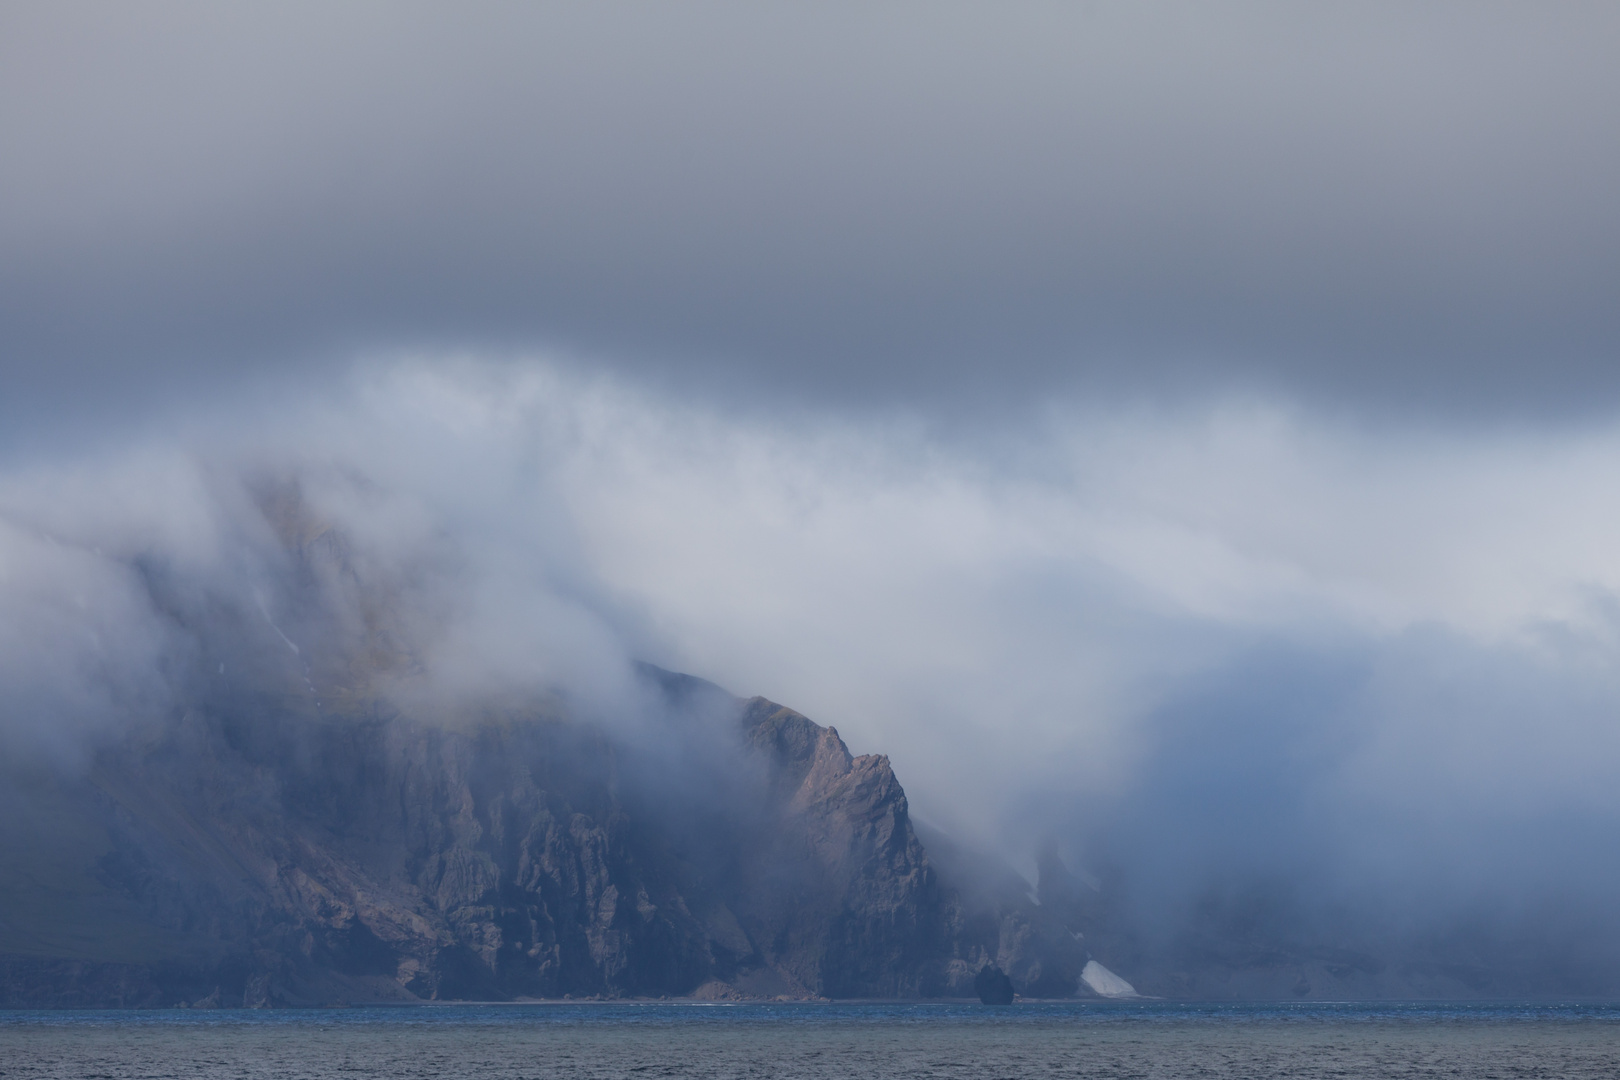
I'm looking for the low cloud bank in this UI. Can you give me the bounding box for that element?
[6,356,1620,981]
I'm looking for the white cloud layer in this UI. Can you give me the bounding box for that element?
[5,356,1620,931]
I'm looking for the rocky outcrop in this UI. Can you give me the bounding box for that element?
[0,668,1029,1005]
[0,485,1097,1006]
[729,698,956,998]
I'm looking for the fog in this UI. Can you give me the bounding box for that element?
[7,2,1620,991]
[4,357,1620,984]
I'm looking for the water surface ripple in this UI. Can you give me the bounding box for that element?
[2,1001,1617,1079]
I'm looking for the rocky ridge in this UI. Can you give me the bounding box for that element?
[0,665,1102,1007]
[0,482,1100,1007]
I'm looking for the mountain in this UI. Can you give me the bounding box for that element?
[12,479,1587,1005]
[14,479,1592,1007]
[0,660,1100,1007]
[0,481,1106,1007]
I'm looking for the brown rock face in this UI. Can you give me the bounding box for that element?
[731,699,956,998]
[0,484,1109,1008]
[0,671,973,1006]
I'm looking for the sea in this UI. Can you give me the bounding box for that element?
[2,1001,1617,1079]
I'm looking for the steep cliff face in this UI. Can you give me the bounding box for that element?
[729,698,956,998]
[0,671,987,1006]
[0,486,1102,1007]
[87,700,709,1005]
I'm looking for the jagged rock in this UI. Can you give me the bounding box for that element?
[973,963,1015,1005]
[0,490,1095,1006]
[732,698,956,998]
[0,669,982,1005]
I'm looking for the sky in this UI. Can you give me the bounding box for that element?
[6,2,1620,977]
[6,1,1620,423]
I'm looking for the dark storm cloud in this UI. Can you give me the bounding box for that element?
[4,2,1620,418]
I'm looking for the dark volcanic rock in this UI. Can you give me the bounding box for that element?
[973,963,1015,1005]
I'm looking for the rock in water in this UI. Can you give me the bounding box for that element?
[973,964,1015,1005]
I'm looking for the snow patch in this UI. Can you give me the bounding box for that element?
[1081,960,1138,998]
[254,592,301,656]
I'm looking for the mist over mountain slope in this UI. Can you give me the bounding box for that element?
[6,363,1620,1003]
[10,5,1620,1010]
[0,481,1091,1006]
[0,672,944,1006]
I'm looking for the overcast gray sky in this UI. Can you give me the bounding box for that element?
[8,3,1620,983]
[5,1,1620,421]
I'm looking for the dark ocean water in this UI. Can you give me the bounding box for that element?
[2,1001,1618,1079]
